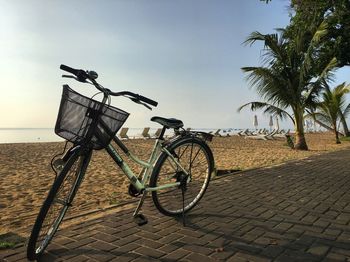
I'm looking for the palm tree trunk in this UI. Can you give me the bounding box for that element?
[335,130,341,144]
[294,109,308,150]
[339,112,350,137]
[333,121,341,144]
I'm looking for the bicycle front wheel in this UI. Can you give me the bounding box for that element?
[150,136,214,216]
[27,147,91,261]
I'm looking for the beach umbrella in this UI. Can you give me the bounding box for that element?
[253,115,258,130]
[269,115,273,131]
[275,116,279,131]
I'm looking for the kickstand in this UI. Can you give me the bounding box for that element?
[181,185,186,227]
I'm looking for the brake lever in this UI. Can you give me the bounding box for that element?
[62,75,77,79]
[142,103,152,110]
[62,74,89,84]
[130,98,152,110]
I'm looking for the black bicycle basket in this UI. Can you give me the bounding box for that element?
[55,85,129,150]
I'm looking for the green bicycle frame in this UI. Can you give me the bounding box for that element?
[104,135,186,193]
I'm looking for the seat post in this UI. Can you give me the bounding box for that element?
[158,126,167,140]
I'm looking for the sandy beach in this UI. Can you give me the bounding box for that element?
[1,132,349,238]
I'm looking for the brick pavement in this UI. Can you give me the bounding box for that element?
[1,149,350,261]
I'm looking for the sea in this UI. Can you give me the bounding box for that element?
[0,128,243,144]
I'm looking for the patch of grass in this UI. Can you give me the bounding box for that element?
[340,136,350,142]
[0,241,16,249]
[0,232,26,249]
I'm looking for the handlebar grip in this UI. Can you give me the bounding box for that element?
[60,64,78,75]
[138,95,158,107]
[60,64,88,82]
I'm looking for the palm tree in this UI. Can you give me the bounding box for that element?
[306,82,350,144]
[239,21,337,150]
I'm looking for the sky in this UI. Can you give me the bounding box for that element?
[1,0,350,130]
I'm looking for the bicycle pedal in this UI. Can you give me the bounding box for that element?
[133,214,148,226]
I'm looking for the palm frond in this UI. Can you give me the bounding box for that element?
[243,32,287,66]
[237,101,294,124]
[241,66,295,108]
[300,20,332,86]
[318,57,338,81]
[305,109,334,132]
[311,112,332,125]
[342,103,350,117]
[311,20,328,44]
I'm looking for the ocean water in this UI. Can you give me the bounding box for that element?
[0,128,62,143]
[0,127,242,144]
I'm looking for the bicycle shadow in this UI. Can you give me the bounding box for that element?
[172,211,349,261]
[40,209,350,261]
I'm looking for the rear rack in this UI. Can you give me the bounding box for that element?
[175,129,214,142]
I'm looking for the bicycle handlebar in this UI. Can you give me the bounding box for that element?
[60,64,89,82]
[59,64,158,108]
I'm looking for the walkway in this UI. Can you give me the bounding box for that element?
[1,149,350,261]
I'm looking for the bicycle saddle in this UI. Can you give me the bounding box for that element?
[151,116,184,129]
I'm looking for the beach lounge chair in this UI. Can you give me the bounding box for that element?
[265,129,277,140]
[118,127,129,139]
[272,129,291,139]
[213,129,221,137]
[243,129,255,136]
[141,127,151,139]
[152,128,162,138]
[245,134,268,140]
[259,128,267,134]
[238,129,248,136]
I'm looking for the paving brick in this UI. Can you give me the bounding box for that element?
[112,234,139,247]
[92,232,119,242]
[88,240,117,252]
[158,243,180,253]
[134,246,165,258]
[307,244,330,256]
[63,255,90,262]
[326,252,349,261]
[135,231,162,241]
[210,248,236,260]
[114,242,141,253]
[84,249,114,262]
[182,243,214,256]
[260,245,285,258]
[162,248,191,260]
[228,252,271,262]
[183,252,217,262]
[330,247,350,257]
[158,233,184,244]
[135,238,163,249]
[64,237,96,249]
[109,254,140,262]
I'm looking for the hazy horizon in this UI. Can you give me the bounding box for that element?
[1,0,350,131]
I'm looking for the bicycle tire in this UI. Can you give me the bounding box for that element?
[150,136,214,216]
[27,147,91,261]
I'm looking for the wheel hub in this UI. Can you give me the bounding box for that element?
[174,171,189,190]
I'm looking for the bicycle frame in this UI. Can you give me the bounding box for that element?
[88,115,187,194]
[105,135,186,193]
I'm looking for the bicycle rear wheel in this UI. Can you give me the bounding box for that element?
[27,147,91,261]
[150,136,214,216]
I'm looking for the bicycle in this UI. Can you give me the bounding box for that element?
[26,64,215,260]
